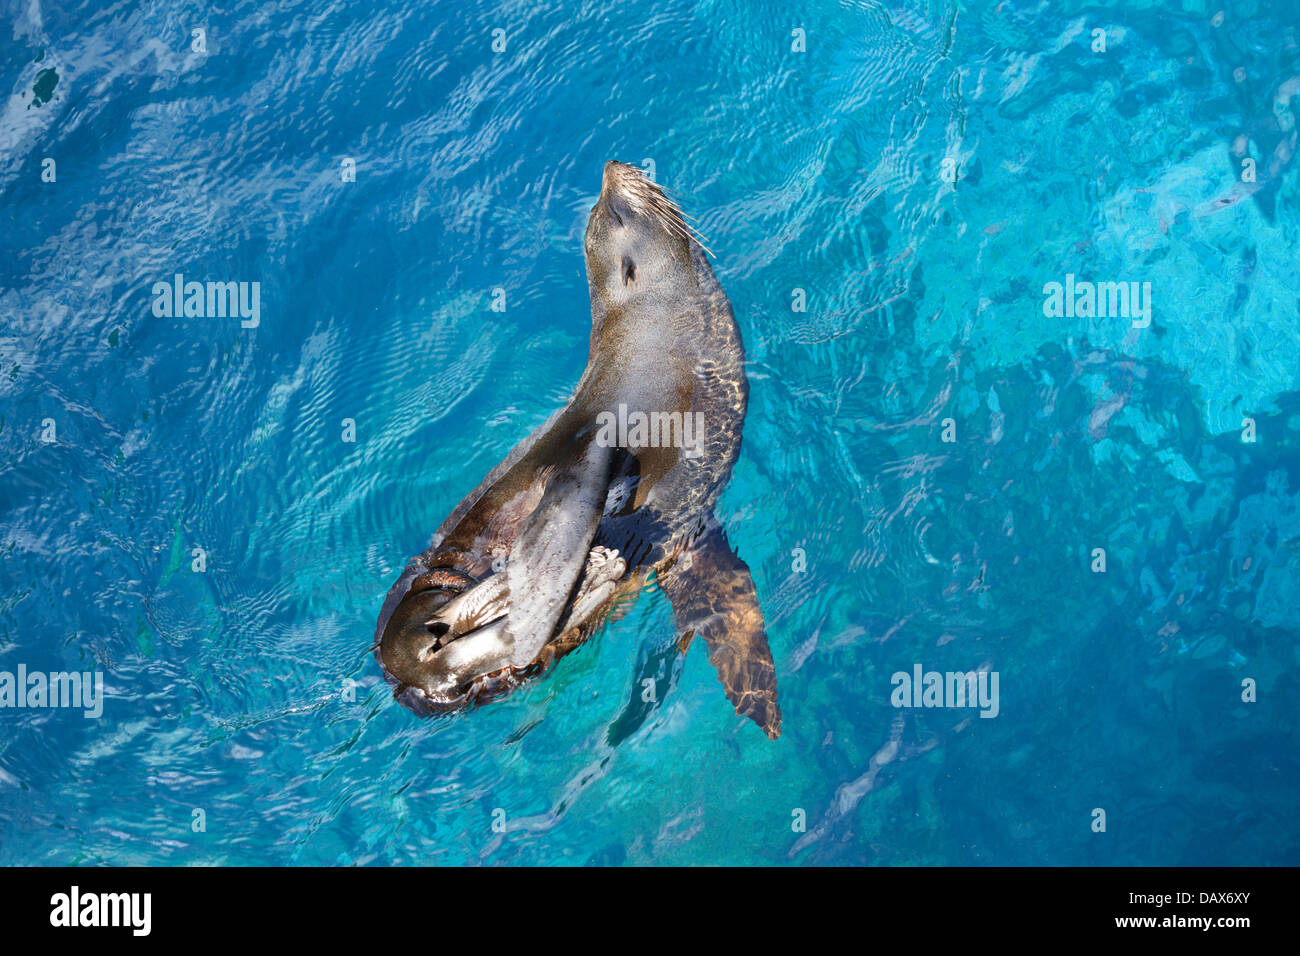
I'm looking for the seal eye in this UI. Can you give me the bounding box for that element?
[423,620,451,657]
[622,256,636,286]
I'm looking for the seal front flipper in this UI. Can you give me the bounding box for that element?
[658,515,781,739]
[505,435,614,668]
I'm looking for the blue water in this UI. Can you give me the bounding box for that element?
[2,0,1299,866]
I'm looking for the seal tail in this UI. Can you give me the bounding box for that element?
[658,514,781,739]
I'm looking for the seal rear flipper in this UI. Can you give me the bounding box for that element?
[606,638,685,747]
[505,436,614,668]
[658,515,781,739]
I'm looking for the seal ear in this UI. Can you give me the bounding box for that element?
[657,515,781,739]
[505,436,614,669]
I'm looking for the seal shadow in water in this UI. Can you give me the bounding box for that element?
[373,160,782,739]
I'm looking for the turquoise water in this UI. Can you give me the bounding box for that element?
[2,0,1298,865]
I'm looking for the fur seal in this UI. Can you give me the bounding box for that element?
[374,161,780,738]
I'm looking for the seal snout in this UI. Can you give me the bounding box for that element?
[600,159,646,201]
[377,569,517,712]
[600,164,646,230]
[590,160,705,263]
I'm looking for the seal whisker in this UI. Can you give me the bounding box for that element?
[610,162,715,258]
